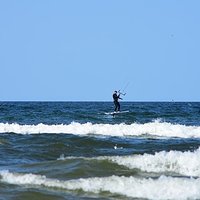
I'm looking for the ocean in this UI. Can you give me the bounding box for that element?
[1,102,200,200]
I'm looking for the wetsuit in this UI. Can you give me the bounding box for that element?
[113,92,121,112]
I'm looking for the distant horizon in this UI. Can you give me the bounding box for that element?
[0,100,199,103]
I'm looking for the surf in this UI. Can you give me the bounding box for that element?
[1,170,200,199]
[58,147,200,177]
[1,121,200,138]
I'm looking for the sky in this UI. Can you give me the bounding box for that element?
[0,0,200,101]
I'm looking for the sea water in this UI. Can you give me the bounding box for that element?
[0,102,200,200]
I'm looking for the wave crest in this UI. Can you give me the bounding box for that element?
[105,148,200,177]
[0,121,200,138]
[1,170,200,199]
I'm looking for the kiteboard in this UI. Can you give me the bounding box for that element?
[105,110,129,115]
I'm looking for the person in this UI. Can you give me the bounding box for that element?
[113,91,122,112]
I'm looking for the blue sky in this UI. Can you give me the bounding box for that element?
[0,0,199,101]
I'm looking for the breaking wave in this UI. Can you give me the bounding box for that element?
[1,170,200,200]
[58,148,200,177]
[0,121,200,138]
[105,148,200,177]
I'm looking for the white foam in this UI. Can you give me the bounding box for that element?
[58,148,200,177]
[1,170,200,199]
[0,121,200,138]
[105,148,200,177]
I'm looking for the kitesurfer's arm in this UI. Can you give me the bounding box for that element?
[118,95,123,100]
